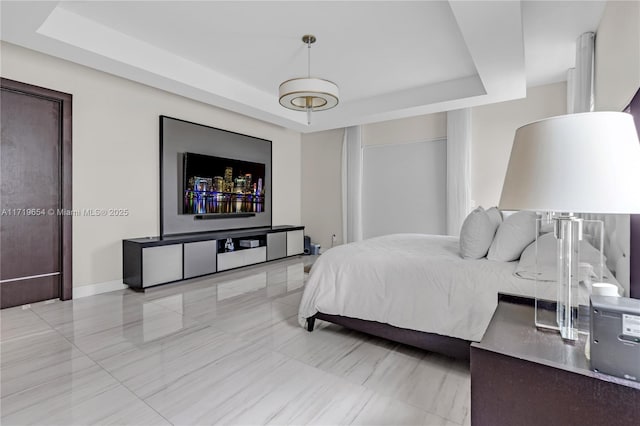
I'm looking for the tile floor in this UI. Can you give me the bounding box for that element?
[0,257,470,426]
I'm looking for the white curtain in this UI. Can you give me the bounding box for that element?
[566,67,576,113]
[569,32,595,113]
[446,108,472,236]
[341,126,363,243]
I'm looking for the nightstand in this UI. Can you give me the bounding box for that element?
[470,295,640,426]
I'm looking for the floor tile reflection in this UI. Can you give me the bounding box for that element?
[0,305,52,342]
[1,256,470,425]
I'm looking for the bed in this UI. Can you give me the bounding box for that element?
[299,227,623,360]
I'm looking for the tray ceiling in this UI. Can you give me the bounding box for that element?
[1,1,605,133]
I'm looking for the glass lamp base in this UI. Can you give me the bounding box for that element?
[534,215,604,341]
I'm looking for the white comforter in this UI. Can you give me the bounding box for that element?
[298,234,542,342]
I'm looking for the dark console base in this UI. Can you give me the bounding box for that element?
[123,225,304,289]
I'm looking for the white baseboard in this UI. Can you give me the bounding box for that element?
[74,279,127,298]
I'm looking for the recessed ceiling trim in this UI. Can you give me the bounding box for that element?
[448,1,526,103]
[306,75,486,131]
[36,6,308,126]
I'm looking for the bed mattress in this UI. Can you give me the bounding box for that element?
[299,234,560,342]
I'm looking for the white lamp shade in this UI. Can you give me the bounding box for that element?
[499,112,640,214]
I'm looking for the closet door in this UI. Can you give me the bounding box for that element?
[362,139,447,239]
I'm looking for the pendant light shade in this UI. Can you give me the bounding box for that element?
[278,77,339,111]
[278,35,339,124]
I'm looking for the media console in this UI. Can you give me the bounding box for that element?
[122,225,304,289]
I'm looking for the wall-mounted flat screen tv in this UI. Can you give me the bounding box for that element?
[182,152,266,215]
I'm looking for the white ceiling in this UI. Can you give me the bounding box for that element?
[0,1,606,133]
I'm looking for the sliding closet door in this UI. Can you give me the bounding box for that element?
[0,78,72,308]
[362,139,447,239]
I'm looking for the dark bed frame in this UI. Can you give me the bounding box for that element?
[306,312,472,360]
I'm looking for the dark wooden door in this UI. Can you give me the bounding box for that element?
[1,79,72,308]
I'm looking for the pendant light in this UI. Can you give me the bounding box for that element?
[279,35,339,125]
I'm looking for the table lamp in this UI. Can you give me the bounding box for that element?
[499,112,640,340]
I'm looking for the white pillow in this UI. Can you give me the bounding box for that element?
[487,210,537,262]
[486,207,503,229]
[460,207,499,259]
[515,231,607,282]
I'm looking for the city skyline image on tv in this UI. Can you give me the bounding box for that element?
[183,152,266,215]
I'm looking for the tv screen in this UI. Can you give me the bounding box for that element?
[182,152,266,215]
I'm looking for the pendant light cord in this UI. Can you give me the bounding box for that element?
[307,38,311,78]
[306,36,312,125]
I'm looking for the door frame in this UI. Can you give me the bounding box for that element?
[1,78,73,301]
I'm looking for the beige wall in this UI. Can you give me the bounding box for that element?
[1,42,302,288]
[362,113,447,146]
[301,129,344,250]
[595,0,640,111]
[470,82,567,208]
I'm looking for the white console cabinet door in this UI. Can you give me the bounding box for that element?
[142,245,183,287]
[218,247,267,271]
[286,230,304,256]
